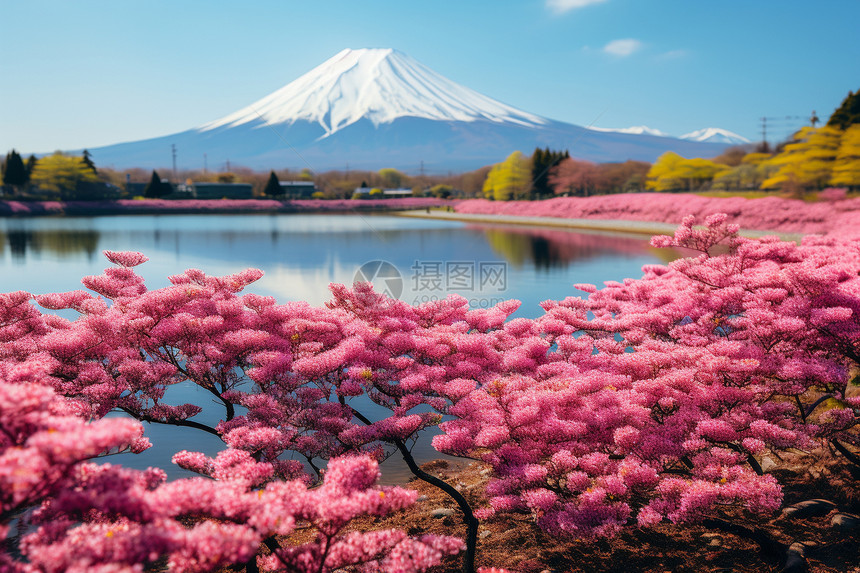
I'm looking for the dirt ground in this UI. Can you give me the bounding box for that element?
[344,448,860,573]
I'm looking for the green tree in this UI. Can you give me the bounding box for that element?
[530,147,569,199]
[263,171,284,198]
[429,184,453,199]
[30,152,97,197]
[483,151,532,201]
[143,170,172,199]
[2,150,29,187]
[831,124,860,189]
[81,149,97,174]
[26,155,37,176]
[827,89,860,130]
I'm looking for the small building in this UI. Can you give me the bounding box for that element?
[279,181,316,199]
[185,182,253,200]
[352,186,412,198]
[383,188,413,198]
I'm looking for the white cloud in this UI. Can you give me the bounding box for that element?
[546,0,608,14]
[602,38,643,57]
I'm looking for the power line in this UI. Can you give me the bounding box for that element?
[759,115,805,147]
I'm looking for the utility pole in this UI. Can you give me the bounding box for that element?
[203,153,208,174]
[171,144,177,180]
[760,115,805,150]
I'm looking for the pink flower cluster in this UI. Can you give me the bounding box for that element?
[0,373,461,572]
[434,214,860,537]
[455,191,860,238]
[0,198,448,217]
[2,281,463,570]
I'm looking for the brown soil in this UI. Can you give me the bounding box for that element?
[344,449,860,573]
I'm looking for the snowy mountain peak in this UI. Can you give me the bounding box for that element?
[199,48,548,136]
[680,127,750,145]
[588,125,668,137]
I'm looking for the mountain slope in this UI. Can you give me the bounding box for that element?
[87,49,733,172]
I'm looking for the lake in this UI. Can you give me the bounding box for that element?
[0,213,677,482]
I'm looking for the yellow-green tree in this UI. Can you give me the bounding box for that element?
[831,124,860,189]
[646,153,727,191]
[30,152,98,197]
[711,152,776,190]
[762,126,842,191]
[646,152,684,191]
[675,158,728,189]
[711,164,756,190]
[740,152,773,166]
[482,151,532,201]
[378,168,407,189]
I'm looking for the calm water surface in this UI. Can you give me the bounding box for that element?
[0,213,675,482]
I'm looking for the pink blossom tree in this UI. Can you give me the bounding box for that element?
[434,214,859,541]
[0,363,462,572]
[14,251,522,573]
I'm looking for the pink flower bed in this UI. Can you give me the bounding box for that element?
[0,197,448,216]
[455,192,860,238]
[290,198,449,210]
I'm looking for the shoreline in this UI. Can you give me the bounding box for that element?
[395,209,806,242]
[0,199,447,218]
[0,199,806,242]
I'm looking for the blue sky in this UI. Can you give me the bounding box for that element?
[2,0,859,157]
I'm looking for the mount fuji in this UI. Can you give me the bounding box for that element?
[87,48,735,173]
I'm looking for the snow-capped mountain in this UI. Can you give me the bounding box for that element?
[202,48,547,136]
[679,128,751,145]
[86,49,733,172]
[588,125,668,137]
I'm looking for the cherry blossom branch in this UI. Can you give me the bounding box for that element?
[394,438,478,573]
[831,439,860,469]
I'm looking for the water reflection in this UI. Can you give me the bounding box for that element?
[0,213,673,482]
[1,228,101,261]
[1,219,670,271]
[478,225,658,269]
